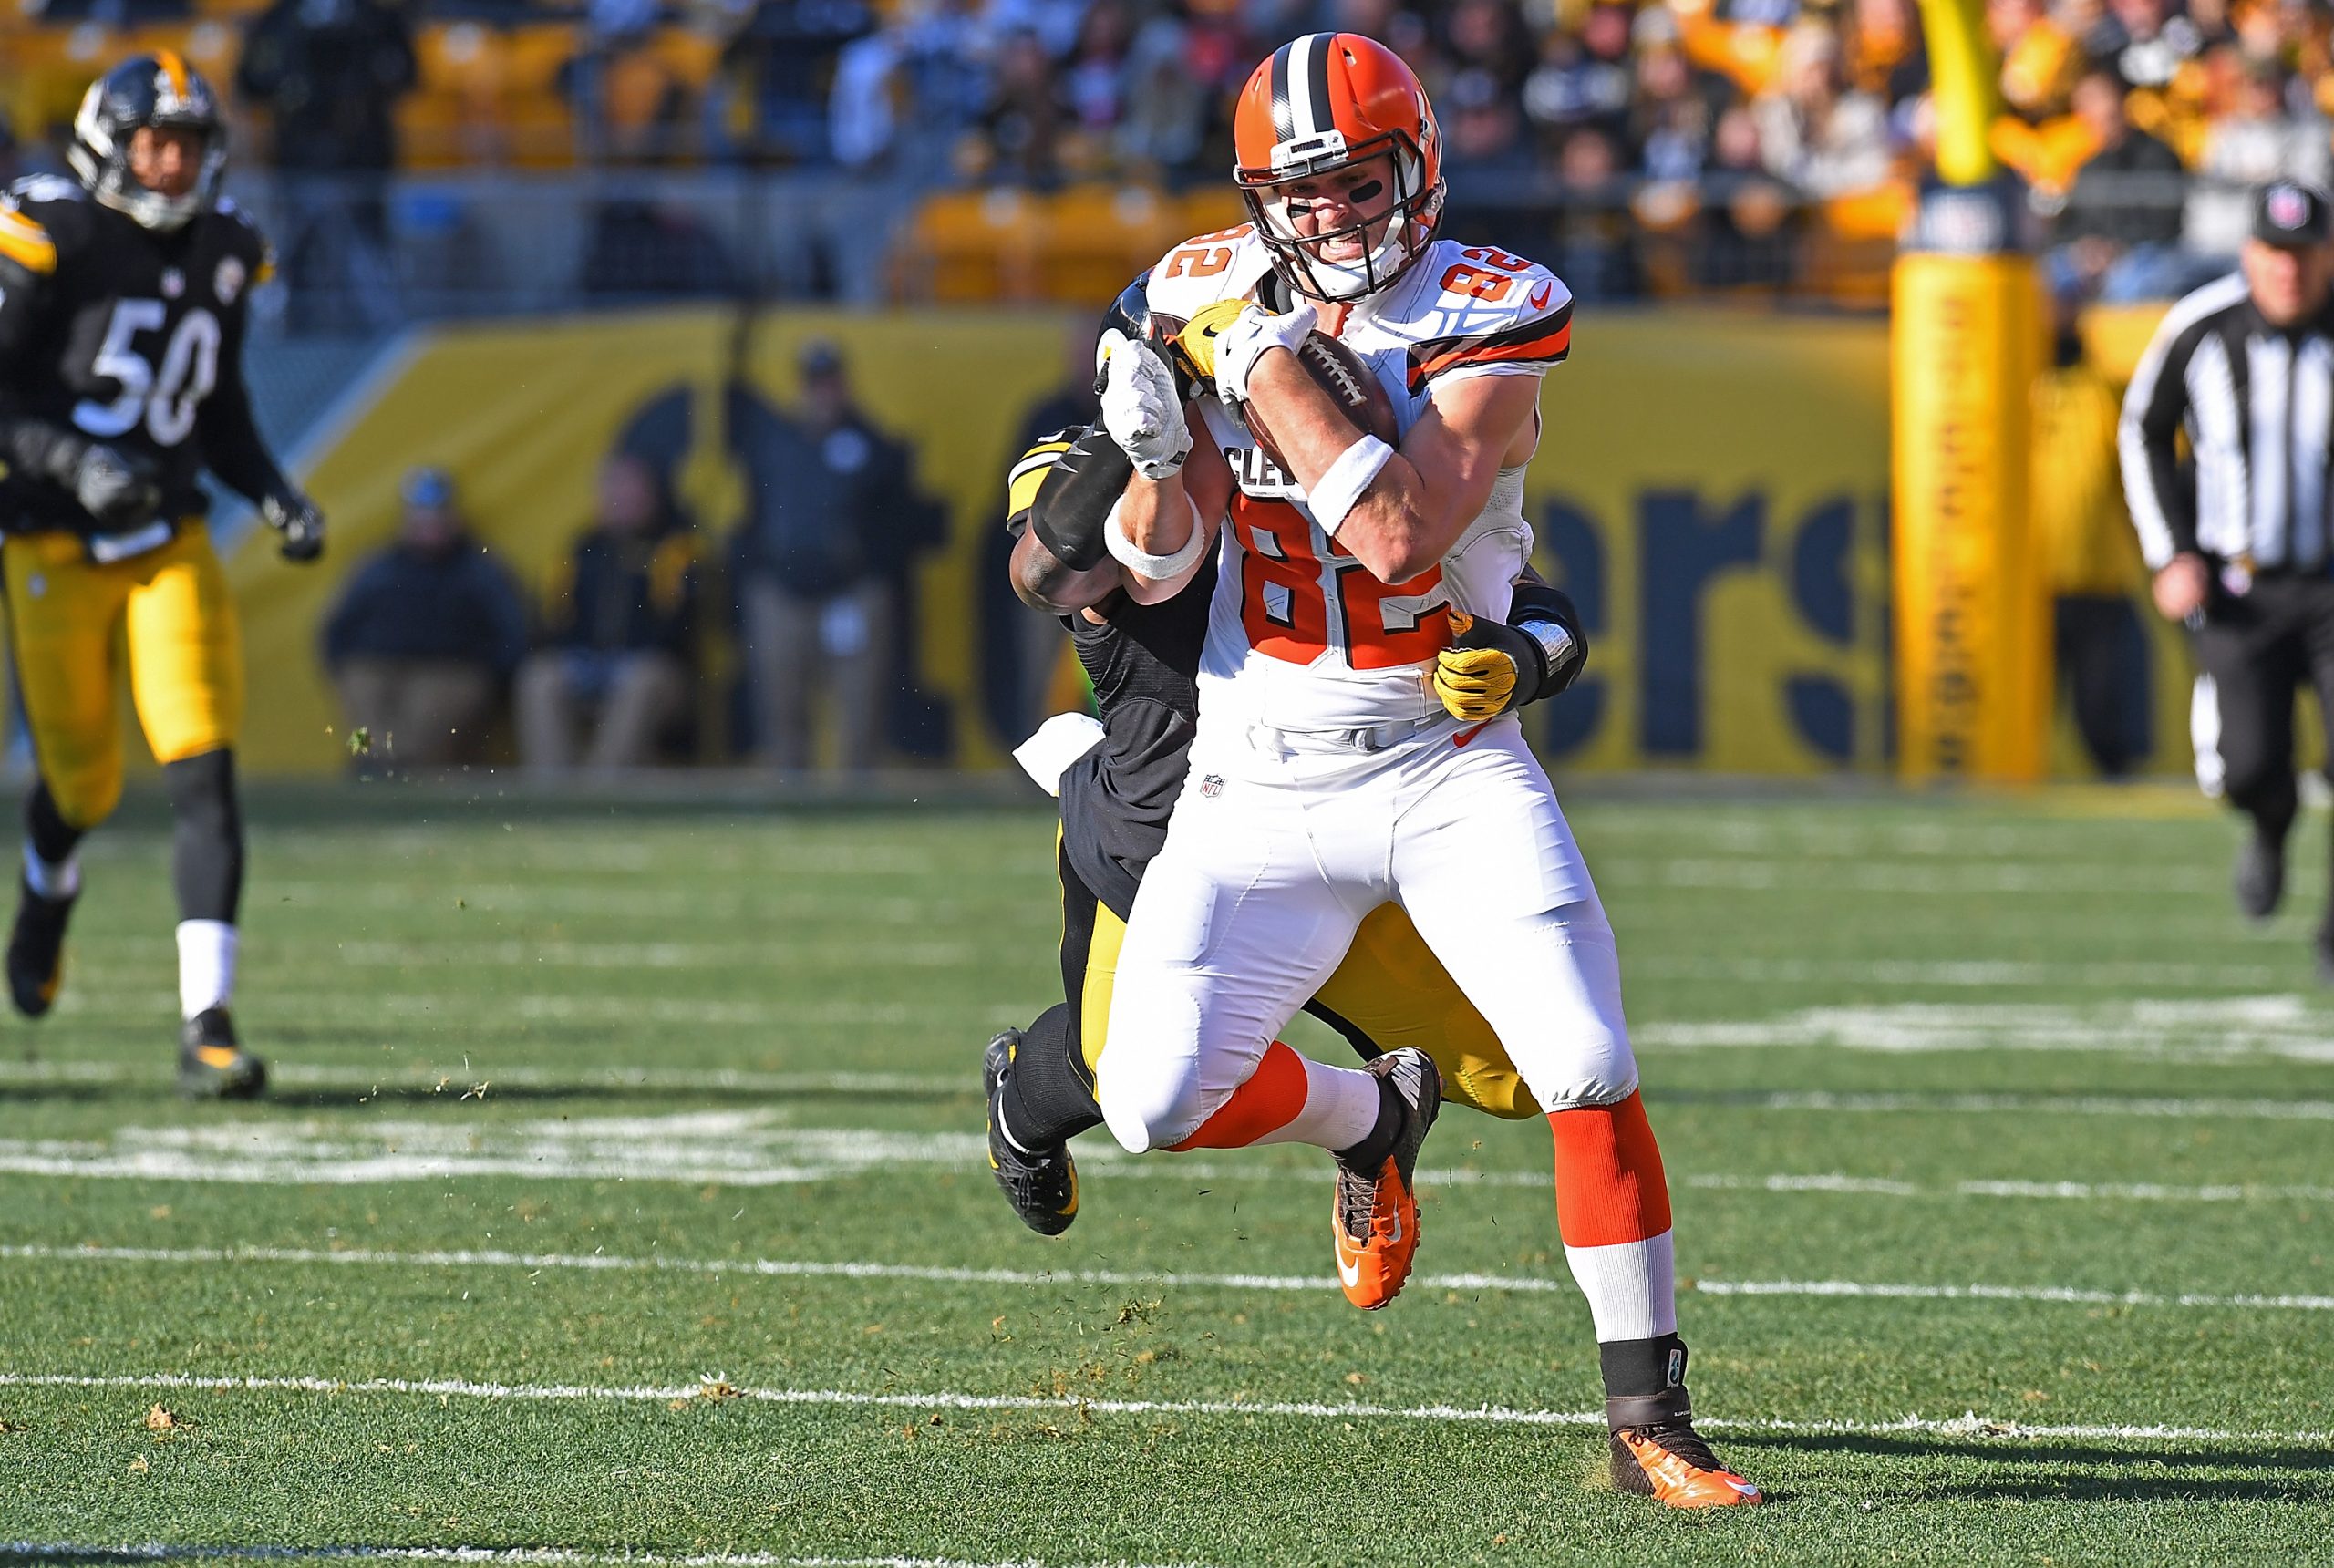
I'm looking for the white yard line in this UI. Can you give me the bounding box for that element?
[0,1369,2314,1448]
[1597,858,2226,895]
[5,1056,2332,1123]
[0,1547,1176,1568]
[0,1101,2324,1193]
[330,941,982,971]
[1637,996,2334,1063]
[0,1060,962,1096]
[1627,956,2296,990]
[4,1243,2325,1314]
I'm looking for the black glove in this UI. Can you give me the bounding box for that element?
[261,488,326,562]
[59,440,163,531]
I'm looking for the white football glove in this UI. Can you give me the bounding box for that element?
[1099,337,1191,481]
[1211,300,1319,407]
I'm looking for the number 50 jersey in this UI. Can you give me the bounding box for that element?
[0,174,279,535]
[1143,223,1573,737]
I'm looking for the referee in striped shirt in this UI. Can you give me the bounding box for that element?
[2122,181,2334,971]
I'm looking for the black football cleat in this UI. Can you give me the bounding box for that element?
[177,1007,268,1100]
[984,1030,1079,1236]
[6,876,75,1019]
[2236,829,2286,920]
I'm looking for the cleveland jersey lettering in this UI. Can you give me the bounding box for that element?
[1143,224,1571,733]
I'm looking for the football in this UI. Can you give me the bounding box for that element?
[1240,332,1401,471]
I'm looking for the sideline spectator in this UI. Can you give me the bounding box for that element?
[322,469,528,772]
[516,454,701,773]
[235,0,417,332]
[2034,288,2150,773]
[2060,63,2192,300]
[729,340,924,771]
[2187,59,2333,257]
[1753,21,1894,199]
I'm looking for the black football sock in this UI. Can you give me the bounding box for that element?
[1333,1077,1403,1172]
[26,781,84,867]
[999,1003,1102,1150]
[1601,1333,1691,1429]
[165,750,244,924]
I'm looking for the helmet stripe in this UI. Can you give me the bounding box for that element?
[1298,33,1333,139]
[1268,41,1296,143]
[157,50,189,98]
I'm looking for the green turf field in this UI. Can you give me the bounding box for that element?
[0,788,2329,1567]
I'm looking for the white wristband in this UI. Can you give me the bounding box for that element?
[1105,492,1209,580]
[1306,435,1394,537]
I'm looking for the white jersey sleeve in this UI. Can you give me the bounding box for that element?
[1385,243,1574,399]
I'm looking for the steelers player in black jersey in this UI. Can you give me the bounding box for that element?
[984,281,1588,1233]
[0,54,327,1098]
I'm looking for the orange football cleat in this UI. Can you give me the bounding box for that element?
[1610,1421,1765,1508]
[1331,1047,1440,1310]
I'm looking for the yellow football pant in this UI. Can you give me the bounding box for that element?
[3,528,243,829]
[1066,843,1540,1120]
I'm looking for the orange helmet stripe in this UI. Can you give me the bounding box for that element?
[156,50,190,98]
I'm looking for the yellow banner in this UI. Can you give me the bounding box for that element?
[210,306,2038,776]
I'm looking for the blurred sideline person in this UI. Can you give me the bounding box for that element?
[232,0,415,332]
[728,340,921,771]
[1078,35,1760,1507]
[0,55,327,1097]
[986,400,1586,1241]
[516,452,699,773]
[2035,289,2150,775]
[322,467,528,772]
[2122,181,2334,973]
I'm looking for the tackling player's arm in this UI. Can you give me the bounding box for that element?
[1432,572,1587,722]
[0,226,165,530]
[1009,426,1127,614]
[196,224,324,562]
[1244,350,1541,583]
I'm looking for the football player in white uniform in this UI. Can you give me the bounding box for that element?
[1087,33,1763,1508]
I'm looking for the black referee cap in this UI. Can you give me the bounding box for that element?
[2253,182,2330,247]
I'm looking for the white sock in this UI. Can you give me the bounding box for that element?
[176,920,238,1019]
[1563,1229,1678,1343]
[24,841,79,901]
[1252,1056,1384,1150]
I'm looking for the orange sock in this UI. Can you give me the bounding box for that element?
[1168,1040,1310,1150]
[1548,1089,1673,1247]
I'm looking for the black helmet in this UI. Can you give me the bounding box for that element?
[67,53,228,232]
[1093,271,1202,402]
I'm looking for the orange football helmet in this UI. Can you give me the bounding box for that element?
[1233,33,1446,302]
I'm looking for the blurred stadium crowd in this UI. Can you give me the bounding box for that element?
[7,0,2331,308]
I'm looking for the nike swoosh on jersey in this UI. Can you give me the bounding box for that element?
[1452,721,1492,748]
[1529,281,1554,311]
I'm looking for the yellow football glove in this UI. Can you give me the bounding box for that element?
[1175,298,1252,392]
[1433,608,1534,722]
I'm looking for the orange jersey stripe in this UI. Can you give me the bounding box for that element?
[1413,321,1573,385]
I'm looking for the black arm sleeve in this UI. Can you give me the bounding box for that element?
[1028,423,1134,571]
[1505,579,1588,701]
[0,254,85,484]
[194,359,290,505]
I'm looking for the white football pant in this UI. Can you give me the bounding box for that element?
[1098,714,1638,1152]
